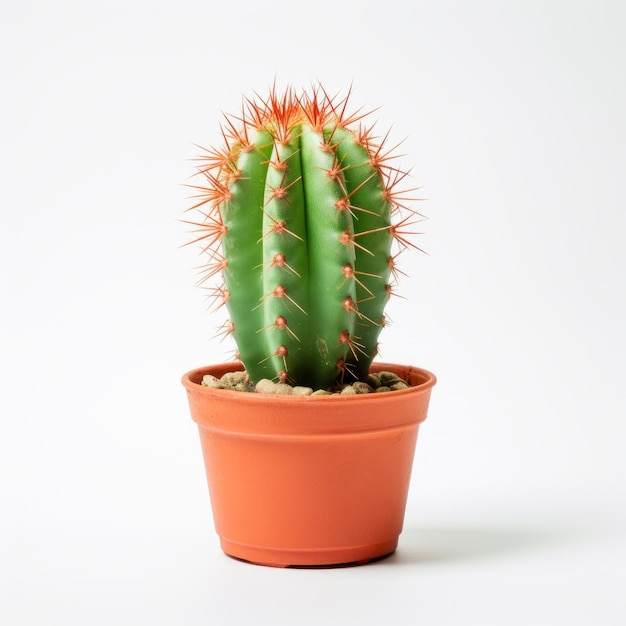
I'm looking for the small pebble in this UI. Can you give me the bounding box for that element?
[254,379,294,394]
[233,382,254,392]
[390,381,410,391]
[273,383,293,395]
[292,386,314,396]
[201,374,222,388]
[221,371,248,387]
[353,381,374,394]
[366,374,382,389]
[379,371,403,386]
[255,379,279,394]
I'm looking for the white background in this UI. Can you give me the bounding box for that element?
[2,0,625,624]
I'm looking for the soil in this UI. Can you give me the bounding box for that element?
[200,370,411,396]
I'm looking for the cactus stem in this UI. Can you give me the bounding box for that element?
[187,84,421,387]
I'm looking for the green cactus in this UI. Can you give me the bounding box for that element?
[187,85,420,389]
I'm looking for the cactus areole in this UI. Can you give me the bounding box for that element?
[187,85,422,390]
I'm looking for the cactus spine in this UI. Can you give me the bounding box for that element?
[188,85,419,389]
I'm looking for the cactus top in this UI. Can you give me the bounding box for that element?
[187,85,422,389]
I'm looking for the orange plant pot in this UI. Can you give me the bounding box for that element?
[182,362,436,567]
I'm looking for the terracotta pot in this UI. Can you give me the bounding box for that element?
[182,361,436,567]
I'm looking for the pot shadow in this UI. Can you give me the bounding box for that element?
[377,524,584,567]
[225,526,591,570]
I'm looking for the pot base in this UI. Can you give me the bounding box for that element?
[219,537,398,568]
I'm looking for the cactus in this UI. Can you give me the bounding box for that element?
[186,84,421,390]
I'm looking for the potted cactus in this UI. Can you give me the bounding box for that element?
[181,84,436,567]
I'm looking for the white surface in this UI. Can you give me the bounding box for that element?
[2,1,625,624]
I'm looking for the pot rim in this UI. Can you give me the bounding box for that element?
[182,362,436,435]
[181,361,436,402]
